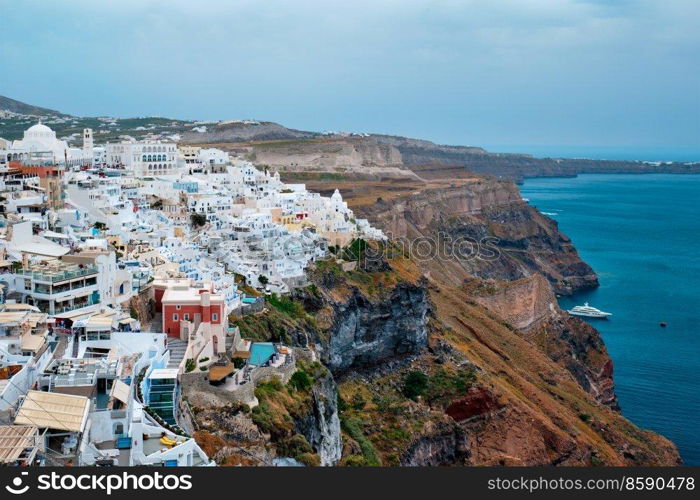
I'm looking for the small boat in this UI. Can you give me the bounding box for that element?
[659,322,667,328]
[567,302,612,319]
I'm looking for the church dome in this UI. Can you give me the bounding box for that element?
[25,122,55,137]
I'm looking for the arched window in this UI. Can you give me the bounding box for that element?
[142,154,147,161]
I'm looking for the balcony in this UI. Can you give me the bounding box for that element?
[16,265,99,283]
[50,293,101,315]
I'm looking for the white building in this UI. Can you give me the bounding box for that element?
[9,122,87,166]
[106,141,178,176]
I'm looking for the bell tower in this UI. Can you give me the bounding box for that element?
[83,128,94,163]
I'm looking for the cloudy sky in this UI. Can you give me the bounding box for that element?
[1,0,698,155]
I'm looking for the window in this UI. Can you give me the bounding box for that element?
[176,305,181,310]
[183,313,189,321]
[173,314,179,321]
[212,313,218,322]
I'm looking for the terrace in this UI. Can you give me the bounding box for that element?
[16,263,98,283]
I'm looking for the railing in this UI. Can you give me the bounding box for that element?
[111,409,127,419]
[16,265,99,283]
[51,294,101,314]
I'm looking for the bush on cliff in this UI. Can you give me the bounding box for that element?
[341,416,381,466]
[402,371,429,400]
[289,370,312,392]
[267,293,305,319]
[423,368,477,406]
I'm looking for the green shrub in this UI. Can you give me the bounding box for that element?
[341,417,380,466]
[296,452,321,467]
[266,293,305,318]
[185,359,196,373]
[232,357,246,369]
[342,238,368,262]
[350,392,366,410]
[289,370,312,391]
[255,377,284,398]
[277,434,313,457]
[337,394,348,412]
[343,455,369,467]
[402,371,429,400]
[424,368,477,405]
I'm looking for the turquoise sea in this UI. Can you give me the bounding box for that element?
[520,174,700,465]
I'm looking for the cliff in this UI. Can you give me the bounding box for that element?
[352,177,598,295]
[316,281,428,373]
[369,134,700,181]
[185,362,342,466]
[470,274,618,409]
[185,174,679,467]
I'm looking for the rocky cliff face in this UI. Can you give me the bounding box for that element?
[320,283,429,373]
[355,178,598,295]
[369,134,700,182]
[294,372,342,465]
[471,274,618,409]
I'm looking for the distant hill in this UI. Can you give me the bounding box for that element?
[0,95,67,117]
[1,94,697,179]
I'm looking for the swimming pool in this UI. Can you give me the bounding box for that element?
[249,342,276,366]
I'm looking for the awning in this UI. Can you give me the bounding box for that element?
[86,316,114,331]
[42,230,70,240]
[0,425,39,464]
[20,334,46,352]
[53,309,95,321]
[14,391,90,432]
[109,379,131,405]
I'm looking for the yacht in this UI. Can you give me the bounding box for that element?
[567,302,612,319]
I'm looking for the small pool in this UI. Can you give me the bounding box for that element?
[249,342,277,366]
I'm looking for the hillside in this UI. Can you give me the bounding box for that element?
[2,94,698,180]
[0,95,65,117]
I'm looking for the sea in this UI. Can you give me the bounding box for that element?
[485,145,700,163]
[520,173,700,465]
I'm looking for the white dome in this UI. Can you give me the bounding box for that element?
[26,122,53,135]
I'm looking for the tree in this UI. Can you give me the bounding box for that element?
[257,275,269,286]
[190,213,207,227]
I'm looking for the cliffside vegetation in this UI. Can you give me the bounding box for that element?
[250,361,330,466]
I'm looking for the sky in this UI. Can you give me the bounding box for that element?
[1,0,699,154]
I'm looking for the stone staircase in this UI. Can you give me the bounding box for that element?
[166,339,188,369]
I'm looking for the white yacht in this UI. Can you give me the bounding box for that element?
[567,302,612,319]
